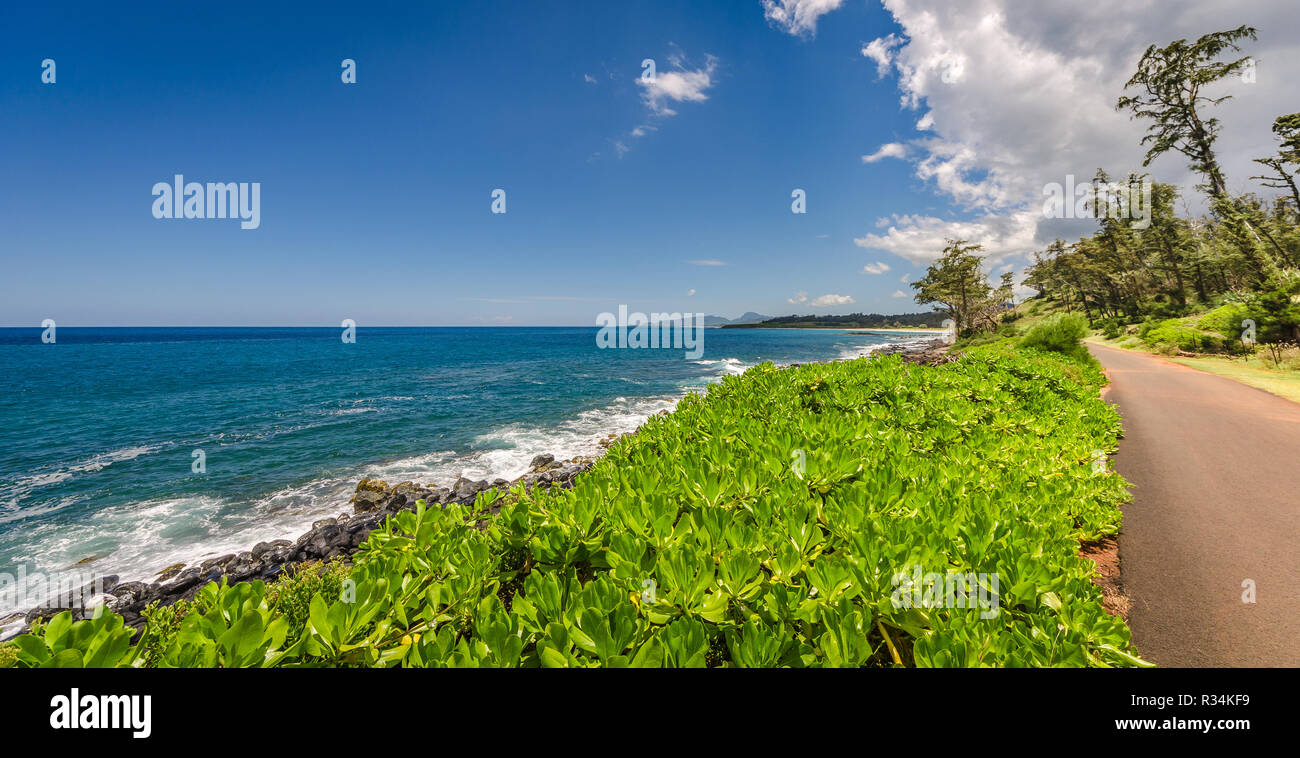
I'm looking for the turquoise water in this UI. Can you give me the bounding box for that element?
[0,326,918,617]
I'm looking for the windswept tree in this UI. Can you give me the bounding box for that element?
[1275,113,1300,163]
[1024,27,1298,327]
[1252,113,1300,211]
[911,239,995,336]
[1117,25,1257,201]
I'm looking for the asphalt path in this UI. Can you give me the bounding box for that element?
[1089,342,1300,667]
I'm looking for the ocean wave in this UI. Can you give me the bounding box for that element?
[0,444,167,511]
[327,408,379,416]
[368,393,683,486]
[836,336,934,360]
[694,357,749,376]
[0,484,363,620]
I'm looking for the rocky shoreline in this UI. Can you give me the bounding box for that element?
[2,337,951,640]
[868,337,956,365]
[1,451,606,638]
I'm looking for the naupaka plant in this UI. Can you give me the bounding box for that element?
[4,342,1145,668]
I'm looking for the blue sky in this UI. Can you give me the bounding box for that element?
[3,0,1296,326]
[0,1,939,325]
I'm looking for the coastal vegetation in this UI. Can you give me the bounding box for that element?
[2,328,1143,667]
[911,240,1016,337]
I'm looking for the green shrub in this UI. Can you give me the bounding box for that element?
[1196,304,1247,337]
[1243,290,1300,344]
[1097,317,1124,340]
[1134,316,1253,354]
[265,559,350,639]
[953,329,1005,349]
[1140,320,1212,352]
[135,599,191,668]
[1019,313,1093,363]
[0,643,16,668]
[1147,300,1188,319]
[1265,268,1300,295]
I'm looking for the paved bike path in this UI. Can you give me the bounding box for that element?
[1088,342,1300,667]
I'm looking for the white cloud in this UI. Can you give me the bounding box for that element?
[856,0,1300,267]
[688,259,727,266]
[762,0,845,37]
[862,34,904,78]
[810,293,855,307]
[608,51,717,157]
[900,273,911,283]
[787,291,809,304]
[890,290,910,298]
[862,142,909,163]
[638,54,719,117]
[584,73,597,84]
[860,261,892,274]
[855,208,1040,268]
[686,288,697,297]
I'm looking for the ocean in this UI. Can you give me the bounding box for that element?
[0,326,922,621]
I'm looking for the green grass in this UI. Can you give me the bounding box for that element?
[1005,297,1076,331]
[1167,356,1300,404]
[5,345,1145,668]
[1087,334,1300,405]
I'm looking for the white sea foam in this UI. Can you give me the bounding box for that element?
[836,336,934,360]
[327,408,378,416]
[694,357,749,376]
[0,444,167,512]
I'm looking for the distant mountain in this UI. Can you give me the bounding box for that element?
[702,312,772,326]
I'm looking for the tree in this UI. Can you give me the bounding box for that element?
[1251,113,1300,212]
[1117,25,1257,201]
[1275,113,1300,163]
[911,240,993,336]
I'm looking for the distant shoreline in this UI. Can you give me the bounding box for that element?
[725,326,949,334]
